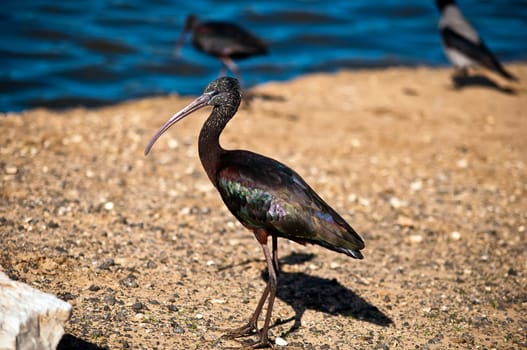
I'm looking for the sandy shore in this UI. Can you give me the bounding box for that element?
[1,64,526,349]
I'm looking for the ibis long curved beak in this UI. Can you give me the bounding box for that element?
[144,92,214,156]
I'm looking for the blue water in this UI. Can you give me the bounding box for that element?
[1,0,526,112]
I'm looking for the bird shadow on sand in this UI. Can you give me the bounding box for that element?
[451,74,516,95]
[263,252,393,337]
[57,334,108,350]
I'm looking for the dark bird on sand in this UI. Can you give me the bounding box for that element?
[144,77,364,348]
[436,0,518,81]
[175,15,268,80]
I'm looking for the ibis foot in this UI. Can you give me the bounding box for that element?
[240,336,273,349]
[222,322,259,339]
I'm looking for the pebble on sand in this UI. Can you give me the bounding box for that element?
[275,337,288,346]
[456,159,469,168]
[450,231,462,240]
[330,261,340,269]
[104,201,114,211]
[210,299,226,304]
[409,234,423,243]
[410,179,423,191]
[389,197,406,209]
[4,165,18,175]
[168,138,179,149]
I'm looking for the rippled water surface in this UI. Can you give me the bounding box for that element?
[1,0,526,112]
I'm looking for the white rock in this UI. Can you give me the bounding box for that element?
[409,234,423,243]
[410,180,423,191]
[329,262,340,269]
[4,165,18,175]
[358,197,370,207]
[308,264,319,270]
[228,239,240,246]
[179,207,191,216]
[103,201,114,211]
[350,138,361,148]
[389,197,406,209]
[167,138,179,149]
[450,231,462,240]
[456,159,468,168]
[0,272,72,350]
[275,336,288,346]
[210,299,226,304]
[347,193,357,203]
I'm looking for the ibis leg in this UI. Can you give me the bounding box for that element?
[223,238,278,340]
[223,242,278,348]
[246,242,278,348]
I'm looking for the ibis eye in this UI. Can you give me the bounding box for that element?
[206,90,221,104]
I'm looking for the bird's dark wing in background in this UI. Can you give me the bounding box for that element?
[441,27,517,81]
[194,22,268,59]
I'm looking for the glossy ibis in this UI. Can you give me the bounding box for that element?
[175,15,268,80]
[436,0,517,81]
[144,77,365,348]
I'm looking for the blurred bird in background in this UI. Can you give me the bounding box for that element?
[436,0,518,81]
[175,15,269,83]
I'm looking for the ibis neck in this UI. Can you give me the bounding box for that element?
[198,106,230,186]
